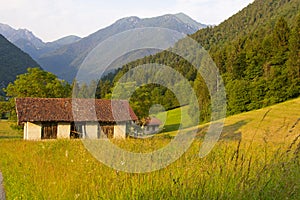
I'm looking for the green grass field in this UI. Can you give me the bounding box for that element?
[155,105,192,133]
[0,120,23,139]
[0,98,299,199]
[156,98,300,143]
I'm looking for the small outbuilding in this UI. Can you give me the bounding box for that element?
[15,98,138,140]
[143,117,162,134]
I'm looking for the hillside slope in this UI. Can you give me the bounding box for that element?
[157,97,300,144]
[38,13,206,82]
[0,34,40,95]
[0,23,81,60]
[101,0,300,121]
[192,0,300,49]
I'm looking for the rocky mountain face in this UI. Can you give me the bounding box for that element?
[0,23,81,60]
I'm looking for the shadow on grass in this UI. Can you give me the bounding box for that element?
[0,135,22,140]
[162,124,180,133]
[197,120,249,141]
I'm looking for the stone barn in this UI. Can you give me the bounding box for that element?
[15,98,138,140]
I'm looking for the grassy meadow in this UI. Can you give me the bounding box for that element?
[0,98,299,199]
[0,120,22,140]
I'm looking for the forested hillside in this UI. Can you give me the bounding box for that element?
[193,0,299,49]
[0,34,40,96]
[191,0,300,114]
[94,0,300,121]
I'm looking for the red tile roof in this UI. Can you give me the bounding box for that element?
[15,98,138,123]
[145,117,162,126]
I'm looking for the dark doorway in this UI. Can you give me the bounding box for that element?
[99,125,114,139]
[42,122,58,139]
[70,122,86,138]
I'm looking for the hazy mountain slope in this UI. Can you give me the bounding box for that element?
[38,13,206,82]
[0,23,81,60]
[44,35,82,51]
[0,24,44,48]
[174,13,207,30]
[0,34,41,95]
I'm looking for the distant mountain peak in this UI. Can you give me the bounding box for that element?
[1,13,207,82]
[0,23,82,61]
[0,23,12,31]
[38,13,207,82]
[0,23,45,49]
[174,12,206,30]
[18,28,30,33]
[116,16,141,24]
[47,35,81,46]
[174,12,190,18]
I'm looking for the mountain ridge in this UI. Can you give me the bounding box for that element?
[95,0,300,121]
[0,23,81,60]
[37,13,206,82]
[0,34,41,96]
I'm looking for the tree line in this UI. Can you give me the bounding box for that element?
[95,14,300,122]
[1,11,299,123]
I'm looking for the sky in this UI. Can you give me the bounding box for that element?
[0,0,254,42]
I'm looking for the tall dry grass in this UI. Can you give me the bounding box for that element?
[0,134,299,199]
